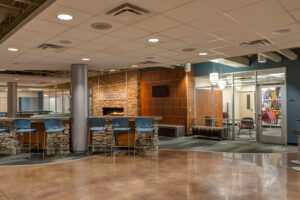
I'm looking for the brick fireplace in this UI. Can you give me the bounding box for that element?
[91,70,140,116]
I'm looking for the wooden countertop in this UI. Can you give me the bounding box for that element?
[0,116,162,122]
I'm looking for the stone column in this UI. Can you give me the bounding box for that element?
[71,64,88,153]
[7,82,17,118]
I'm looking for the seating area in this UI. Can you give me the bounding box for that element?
[0,117,158,159]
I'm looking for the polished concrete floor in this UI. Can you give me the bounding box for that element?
[0,150,300,200]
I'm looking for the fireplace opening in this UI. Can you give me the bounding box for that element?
[103,107,124,116]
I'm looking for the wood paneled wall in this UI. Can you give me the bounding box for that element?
[140,68,194,134]
[195,89,223,127]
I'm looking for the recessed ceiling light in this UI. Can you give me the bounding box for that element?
[131,65,138,68]
[57,14,73,21]
[91,22,112,30]
[199,52,208,56]
[272,29,290,35]
[148,38,159,43]
[82,58,90,61]
[14,78,19,80]
[110,69,115,72]
[8,48,18,52]
[182,48,196,52]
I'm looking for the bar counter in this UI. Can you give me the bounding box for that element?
[0,116,162,155]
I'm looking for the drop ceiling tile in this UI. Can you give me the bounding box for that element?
[99,47,132,55]
[90,35,128,46]
[197,39,231,50]
[206,0,262,11]
[77,16,125,33]
[210,45,252,56]
[227,0,295,31]
[119,41,148,50]
[23,18,70,35]
[128,0,193,12]
[279,0,300,11]
[11,30,53,43]
[164,1,218,23]
[183,33,219,44]
[291,9,300,20]
[59,48,92,56]
[159,25,199,39]
[156,40,190,49]
[110,26,151,40]
[2,38,39,49]
[37,4,93,26]
[154,50,181,57]
[259,23,300,39]
[189,13,238,32]
[59,27,101,41]
[57,0,124,15]
[133,15,181,32]
[75,42,108,51]
[208,26,262,44]
[139,46,167,54]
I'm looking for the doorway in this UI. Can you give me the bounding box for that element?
[256,84,287,145]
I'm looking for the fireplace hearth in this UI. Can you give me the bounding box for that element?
[103,107,124,116]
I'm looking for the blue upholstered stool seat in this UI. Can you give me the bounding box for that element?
[0,128,10,133]
[15,128,37,133]
[90,127,107,131]
[46,128,65,133]
[136,127,155,133]
[113,127,131,131]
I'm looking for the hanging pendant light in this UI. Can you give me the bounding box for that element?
[218,79,227,89]
[209,72,219,85]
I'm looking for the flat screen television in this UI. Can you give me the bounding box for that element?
[152,85,169,98]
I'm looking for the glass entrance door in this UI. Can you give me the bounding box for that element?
[257,85,286,144]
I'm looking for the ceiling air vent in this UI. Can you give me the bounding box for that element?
[139,60,160,65]
[105,3,151,23]
[37,43,68,53]
[240,39,272,48]
[106,3,150,16]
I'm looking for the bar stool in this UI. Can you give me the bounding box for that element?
[44,119,65,158]
[88,118,107,153]
[134,118,156,156]
[112,118,131,153]
[14,119,38,159]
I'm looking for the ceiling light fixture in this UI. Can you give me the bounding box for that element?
[199,52,208,56]
[8,48,18,52]
[14,78,19,80]
[82,58,90,61]
[131,65,138,68]
[110,69,115,72]
[57,14,74,21]
[209,72,219,86]
[218,79,227,90]
[148,38,159,43]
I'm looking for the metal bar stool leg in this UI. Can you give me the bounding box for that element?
[128,130,130,155]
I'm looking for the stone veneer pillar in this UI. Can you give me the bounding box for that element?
[7,82,17,118]
[71,64,88,153]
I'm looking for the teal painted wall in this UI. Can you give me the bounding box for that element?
[193,51,300,144]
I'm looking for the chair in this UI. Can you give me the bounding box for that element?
[44,119,65,158]
[112,118,131,153]
[134,118,156,156]
[88,118,107,153]
[14,119,38,158]
[238,117,254,138]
